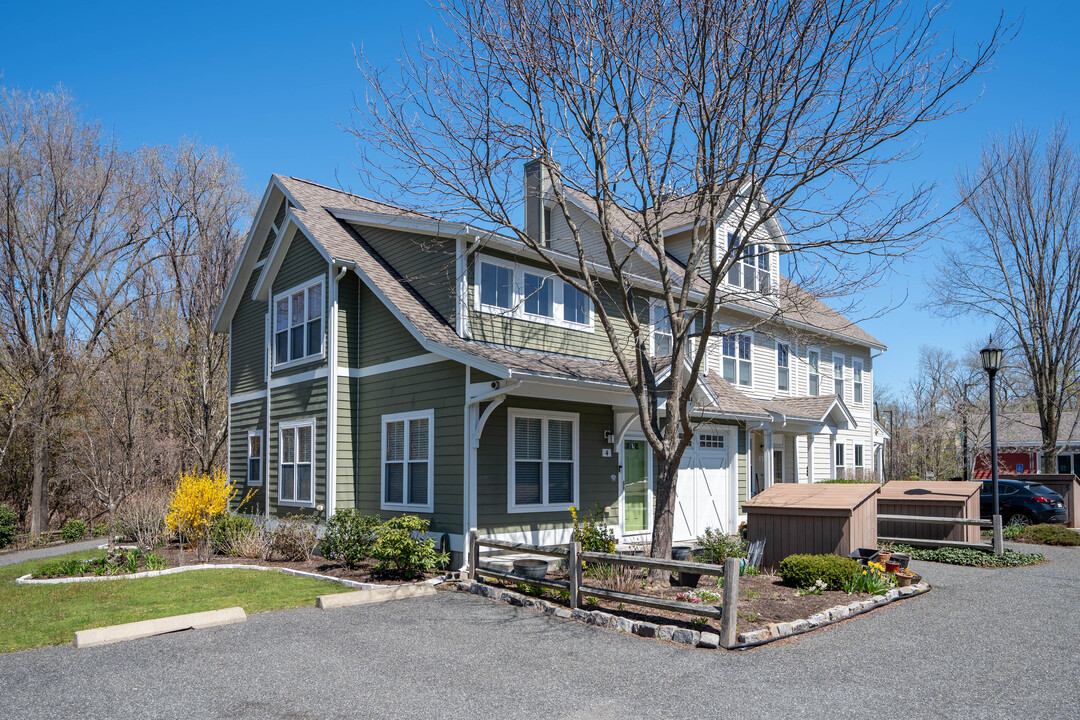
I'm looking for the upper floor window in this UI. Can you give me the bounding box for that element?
[651,300,672,356]
[382,410,434,512]
[475,254,593,331]
[776,342,790,392]
[808,348,821,396]
[852,359,864,405]
[721,333,752,387]
[833,353,845,398]
[480,260,513,311]
[509,410,578,512]
[726,234,770,293]
[274,280,323,367]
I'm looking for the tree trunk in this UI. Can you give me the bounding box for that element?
[30,421,49,536]
[649,456,678,579]
[106,497,117,562]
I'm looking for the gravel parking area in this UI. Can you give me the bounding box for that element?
[1,543,1077,719]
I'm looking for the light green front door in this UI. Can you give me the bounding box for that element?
[623,439,648,533]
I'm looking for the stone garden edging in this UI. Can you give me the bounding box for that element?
[456,579,931,650]
[16,563,391,590]
[732,582,932,648]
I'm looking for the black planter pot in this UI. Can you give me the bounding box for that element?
[512,559,548,580]
[671,546,693,561]
[671,546,699,586]
[891,553,911,571]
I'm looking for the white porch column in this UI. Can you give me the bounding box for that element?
[763,430,775,490]
[745,427,754,498]
[807,433,815,484]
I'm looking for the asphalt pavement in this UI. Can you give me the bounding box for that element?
[0,539,104,568]
[1,543,1078,719]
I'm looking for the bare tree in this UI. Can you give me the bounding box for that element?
[148,141,250,474]
[350,1,1008,560]
[932,124,1080,472]
[0,86,163,534]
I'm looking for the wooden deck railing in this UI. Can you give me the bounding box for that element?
[468,530,741,646]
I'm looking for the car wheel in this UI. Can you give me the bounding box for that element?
[1006,512,1032,527]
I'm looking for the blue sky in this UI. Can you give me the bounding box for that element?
[4,1,1077,394]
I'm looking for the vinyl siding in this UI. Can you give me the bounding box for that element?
[229,399,267,513]
[270,229,329,378]
[546,201,656,277]
[230,272,267,395]
[341,361,465,536]
[467,247,646,360]
[349,225,458,327]
[477,396,619,536]
[269,378,328,518]
[357,282,426,366]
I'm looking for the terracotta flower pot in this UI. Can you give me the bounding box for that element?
[884,560,901,573]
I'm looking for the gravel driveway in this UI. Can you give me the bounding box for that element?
[1,544,1077,719]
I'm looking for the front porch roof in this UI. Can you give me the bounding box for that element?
[763,394,857,429]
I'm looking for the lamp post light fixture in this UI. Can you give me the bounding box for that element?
[980,335,1004,556]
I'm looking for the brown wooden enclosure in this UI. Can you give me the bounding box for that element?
[1002,474,1080,528]
[742,484,880,570]
[877,481,983,543]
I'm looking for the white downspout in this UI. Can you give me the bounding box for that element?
[264,312,271,519]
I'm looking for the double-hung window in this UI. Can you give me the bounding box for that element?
[479,260,513,311]
[776,342,790,392]
[808,348,821,396]
[563,283,590,325]
[835,442,846,472]
[726,234,771,293]
[523,271,554,318]
[246,431,263,486]
[381,410,434,512]
[721,333,753,387]
[852,359,864,405]
[279,420,314,506]
[854,444,864,469]
[651,300,672,356]
[509,410,577,512]
[833,353,845,398]
[274,280,323,366]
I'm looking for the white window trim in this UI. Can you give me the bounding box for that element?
[272,277,326,371]
[724,232,774,294]
[807,346,822,397]
[507,409,580,514]
[854,443,864,469]
[649,298,673,357]
[776,341,790,394]
[852,358,865,406]
[380,409,436,513]
[835,441,846,471]
[832,352,846,400]
[474,253,594,332]
[715,328,754,389]
[278,419,316,507]
[247,430,264,487]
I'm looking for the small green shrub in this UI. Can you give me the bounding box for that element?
[211,513,257,555]
[569,505,615,554]
[694,527,747,564]
[91,522,111,537]
[60,519,87,543]
[778,554,859,590]
[371,515,449,578]
[1018,524,1080,547]
[321,509,381,568]
[271,516,320,562]
[0,504,17,548]
[885,543,1044,567]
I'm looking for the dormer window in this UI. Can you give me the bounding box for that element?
[274,279,324,367]
[524,272,554,318]
[726,234,770,293]
[474,253,593,331]
[480,260,513,311]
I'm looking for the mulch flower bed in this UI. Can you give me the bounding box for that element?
[483,567,874,635]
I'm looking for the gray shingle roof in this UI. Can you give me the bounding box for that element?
[762,395,843,422]
[993,410,1080,447]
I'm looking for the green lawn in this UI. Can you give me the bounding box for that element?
[0,551,355,653]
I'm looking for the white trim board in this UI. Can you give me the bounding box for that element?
[230,389,268,405]
[268,367,328,390]
[337,353,443,379]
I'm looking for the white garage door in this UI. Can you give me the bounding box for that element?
[674,430,732,542]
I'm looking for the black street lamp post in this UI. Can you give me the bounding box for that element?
[981,335,1004,556]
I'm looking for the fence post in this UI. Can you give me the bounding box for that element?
[468,529,480,579]
[568,541,582,609]
[720,557,740,648]
[992,514,1003,556]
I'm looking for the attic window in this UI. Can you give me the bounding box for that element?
[727,234,770,293]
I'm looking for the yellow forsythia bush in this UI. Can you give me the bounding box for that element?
[166,469,237,560]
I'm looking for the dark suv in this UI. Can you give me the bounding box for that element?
[980,479,1068,526]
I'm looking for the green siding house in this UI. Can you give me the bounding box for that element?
[214,172,887,566]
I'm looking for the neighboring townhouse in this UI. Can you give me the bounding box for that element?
[213,167,886,565]
[974,410,1080,477]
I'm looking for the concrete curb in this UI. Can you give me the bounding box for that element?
[16,564,386,590]
[316,582,436,609]
[73,607,247,649]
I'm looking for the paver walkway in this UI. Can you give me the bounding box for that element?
[1,544,1077,719]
